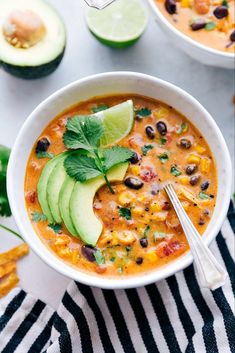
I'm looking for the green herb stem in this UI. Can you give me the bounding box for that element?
[0,223,24,241]
[104,174,115,194]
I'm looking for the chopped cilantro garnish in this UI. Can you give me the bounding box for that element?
[94,249,105,265]
[48,223,62,233]
[36,151,54,159]
[177,122,188,135]
[199,191,210,200]
[143,225,150,238]
[135,107,152,117]
[159,137,167,146]
[205,21,216,31]
[222,0,229,7]
[32,211,47,222]
[141,144,153,156]
[110,256,116,262]
[91,104,109,113]
[119,207,132,220]
[157,153,169,164]
[170,165,182,177]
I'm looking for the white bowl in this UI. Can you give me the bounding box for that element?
[7,72,232,289]
[148,0,234,69]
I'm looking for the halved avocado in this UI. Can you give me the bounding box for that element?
[37,152,67,224]
[70,163,128,246]
[47,157,68,224]
[59,176,77,236]
[0,0,66,79]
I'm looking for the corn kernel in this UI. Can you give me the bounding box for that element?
[195,144,206,154]
[71,250,79,264]
[154,107,169,119]
[187,154,201,165]
[151,211,168,222]
[129,165,140,176]
[98,231,113,247]
[118,191,135,205]
[146,251,158,262]
[150,202,162,212]
[137,195,145,202]
[181,0,190,8]
[58,247,71,258]
[117,231,136,245]
[132,206,144,216]
[54,236,70,247]
[179,176,189,185]
[200,158,211,173]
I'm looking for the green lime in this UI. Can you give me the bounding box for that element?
[85,0,148,48]
[95,100,134,146]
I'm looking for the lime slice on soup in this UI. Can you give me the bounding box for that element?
[85,0,148,48]
[95,100,134,146]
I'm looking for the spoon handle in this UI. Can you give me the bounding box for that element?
[84,0,116,9]
[164,184,227,290]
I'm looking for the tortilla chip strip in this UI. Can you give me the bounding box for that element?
[0,272,19,298]
[0,262,16,279]
[0,243,29,266]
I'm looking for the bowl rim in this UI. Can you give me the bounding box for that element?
[7,71,232,289]
[148,0,234,59]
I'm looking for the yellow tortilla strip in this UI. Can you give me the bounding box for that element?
[0,272,19,298]
[0,262,16,279]
[0,243,29,266]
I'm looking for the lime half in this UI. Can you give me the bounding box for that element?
[95,100,134,146]
[86,0,148,48]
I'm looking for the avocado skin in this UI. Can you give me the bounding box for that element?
[1,48,65,79]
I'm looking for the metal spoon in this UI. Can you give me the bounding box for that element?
[84,0,116,10]
[164,183,227,290]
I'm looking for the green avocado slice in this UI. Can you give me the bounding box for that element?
[59,176,77,236]
[70,162,128,246]
[37,153,66,224]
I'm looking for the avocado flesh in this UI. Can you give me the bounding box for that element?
[37,153,66,224]
[70,163,128,246]
[59,176,77,236]
[0,0,66,79]
[47,157,68,224]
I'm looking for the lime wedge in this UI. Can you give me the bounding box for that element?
[86,0,148,48]
[95,100,134,146]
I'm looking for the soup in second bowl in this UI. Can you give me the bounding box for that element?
[25,94,217,277]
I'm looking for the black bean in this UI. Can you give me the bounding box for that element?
[140,238,148,248]
[165,0,177,14]
[130,151,141,164]
[198,218,205,225]
[201,180,210,190]
[156,121,167,136]
[136,257,143,265]
[145,126,155,139]
[81,245,96,262]
[213,6,228,19]
[190,19,206,31]
[177,138,192,149]
[186,164,197,175]
[36,137,50,153]
[230,30,235,42]
[124,177,144,190]
[190,175,200,186]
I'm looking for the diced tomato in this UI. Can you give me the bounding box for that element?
[140,166,157,182]
[26,191,37,204]
[156,239,183,258]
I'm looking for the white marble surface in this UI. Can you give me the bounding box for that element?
[0,0,234,309]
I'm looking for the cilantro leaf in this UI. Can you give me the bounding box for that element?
[157,153,169,164]
[170,165,182,177]
[119,207,132,220]
[63,116,104,151]
[222,0,229,7]
[92,104,109,113]
[103,147,134,171]
[32,211,47,222]
[94,249,105,265]
[36,151,54,159]
[0,145,11,217]
[135,107,152,117]
[177,122,188,135]
[64,152,102,182]
[199,191,210,200]
[141,145,153,156]
[159,137,167,146]
[48,223,62,233]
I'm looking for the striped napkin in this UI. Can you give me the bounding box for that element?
[0,202,234,353]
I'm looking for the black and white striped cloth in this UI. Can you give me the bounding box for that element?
[0,202,234,353]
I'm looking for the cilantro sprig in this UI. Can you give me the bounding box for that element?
[63,116,133,193]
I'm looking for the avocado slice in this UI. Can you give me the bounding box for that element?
[47,157,68,224]
[0,0,66,79]
[37,153,66,224]
[70,162,128,246]
[59,176,77,236]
